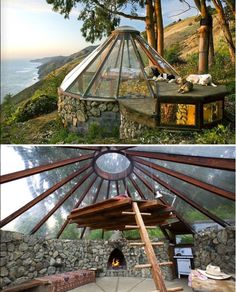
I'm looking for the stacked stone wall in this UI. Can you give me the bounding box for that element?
[194,226,235,274]
[0,231,173,289]
[58,95,120,133]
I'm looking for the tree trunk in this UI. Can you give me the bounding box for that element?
[146,0,156,49]
[208,14,215,67]
[212,0,235,63]
[198,24,209,73]
[154,0,164,56]
[195,0,211,73]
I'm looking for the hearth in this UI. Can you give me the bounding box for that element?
[107,248,127,270]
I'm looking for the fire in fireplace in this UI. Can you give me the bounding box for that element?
[107,248,127,270]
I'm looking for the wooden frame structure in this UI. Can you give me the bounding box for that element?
[0,146,235,241]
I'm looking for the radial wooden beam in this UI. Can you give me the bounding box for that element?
[0,163,92,229]
[115,180,120,196]
[0,153,94,184]
[128,175,146,200]
[135,163,231,228]
[79,178,104,239]
[56,174,99,239]
[122,179,132,198]
[124,150,235,171]
[133,157,235,201]
[133,168,195,233]
[59,146,101,151]
[30,169,95,235]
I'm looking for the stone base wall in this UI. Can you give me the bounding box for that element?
[58,95,120,134]
[120,114,149,139]
[194,226,235,274]
[0,231,173,289]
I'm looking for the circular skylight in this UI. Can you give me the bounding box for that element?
[94,152,132,180]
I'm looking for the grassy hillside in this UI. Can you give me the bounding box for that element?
[1,16,235,144]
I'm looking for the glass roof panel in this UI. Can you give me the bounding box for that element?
[1,146,93,174]
[96,180,109,202]
[141,157,235,192]
[119,38,151,99]
[87,38,123,98]
[136,35,177,76]
[131,145,235,158]
[139,164,235,221]
[1,162,91,219]
[61,37,112,91]
[96,152,131,173]
[67,38,116,95]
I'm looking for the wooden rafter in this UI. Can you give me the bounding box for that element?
[133,157,235,201]
[0,163,92,229]
[115,180,120,196]
[122,179,132,198]
[135,163,231,228]
[59,146,101,151]
[133,167,195,233]
[128,175,146,200]
[124,150,235,171]
[0,153,94,184]
[79,177,104,239]
[57,174,98,238]
[30,169,95,235]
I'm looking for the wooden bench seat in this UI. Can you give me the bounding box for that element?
[2,270,96,292]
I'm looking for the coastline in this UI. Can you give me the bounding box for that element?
[1,59,41,103]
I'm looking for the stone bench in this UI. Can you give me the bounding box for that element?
[2,270,96,292]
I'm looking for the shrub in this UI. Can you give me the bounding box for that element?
[164,44,185,65]
[195,124,235,144]
[13,95,57,122]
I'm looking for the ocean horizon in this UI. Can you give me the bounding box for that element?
[1,58,41,103]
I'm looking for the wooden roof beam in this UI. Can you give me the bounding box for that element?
[0,153,94,184]
[133,167,195,233]
[133,157,234,201]
[30,169,96,234]
[135,163,231,228]
[128,175,146,200]
[56,174,99,238]
[0,163,92,229]
[124,150,235,171]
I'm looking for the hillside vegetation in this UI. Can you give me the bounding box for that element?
[1,16,235,144]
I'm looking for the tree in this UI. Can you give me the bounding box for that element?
[154,0,164,56]
[212,0,235,63]
[193,0,214,73]
[46,0,165,55]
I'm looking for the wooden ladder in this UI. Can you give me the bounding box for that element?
[123,202,183,292]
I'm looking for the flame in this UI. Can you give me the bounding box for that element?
[112,258,120,267]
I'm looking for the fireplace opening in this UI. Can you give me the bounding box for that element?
[107,248,127,270]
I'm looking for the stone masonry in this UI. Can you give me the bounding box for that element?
[193,226,235,274]
[58,95,120,134]
[0,231,173,289]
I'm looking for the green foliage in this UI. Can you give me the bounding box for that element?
[164,44,185,65]
[13,95,57,123]
[136,128,196,144]
[176,234,194,244]
[123,228,164,240]
[123,230,141,240]
[195,124,235,144]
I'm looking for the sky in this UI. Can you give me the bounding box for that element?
[1,0,199,59]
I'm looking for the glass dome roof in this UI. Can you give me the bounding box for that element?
[60,26,179,100]
[0,146,235,240]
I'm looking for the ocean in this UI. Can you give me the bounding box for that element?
[1,59,41,103]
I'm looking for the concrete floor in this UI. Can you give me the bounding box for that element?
[70,277,192,292]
